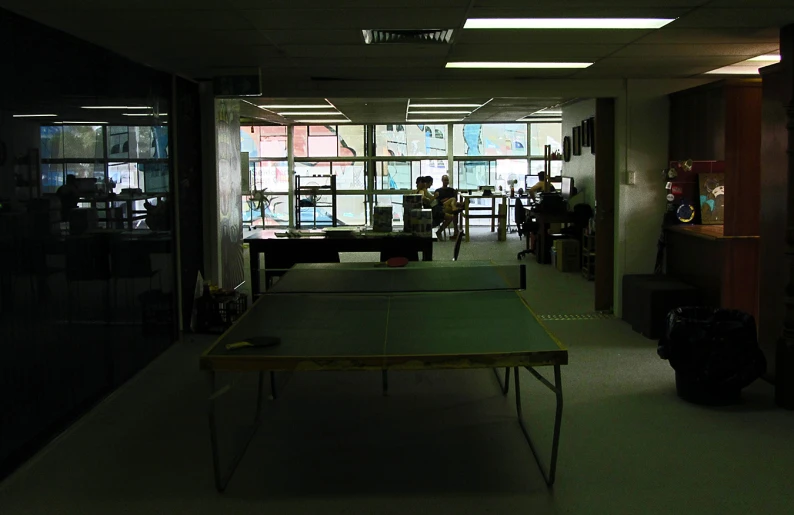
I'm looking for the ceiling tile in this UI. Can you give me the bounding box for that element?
[611,43,779,58]
[671,8,794,28]
[243,8,466,30]
[634,27,780,44]
[448,44,621,60]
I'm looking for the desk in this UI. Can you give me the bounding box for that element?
[459,192,507,242]
[523,208,578,264]
[200,261,567,492]
[245,229,435,295]
[79,193,164,230]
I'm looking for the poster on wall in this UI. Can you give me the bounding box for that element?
[698,173,725,225]
[572,126,581,156]
[589,117,595,154]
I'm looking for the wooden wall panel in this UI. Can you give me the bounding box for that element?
[723,81,763,236]
[721,238,761,321]
[758,63,789,376]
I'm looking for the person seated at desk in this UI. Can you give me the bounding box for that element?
[527,172,555,201]
[56,174,79,222]
[434,174,456,203]
[416,176,437,208]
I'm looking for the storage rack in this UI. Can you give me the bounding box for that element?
[582,229,596,281]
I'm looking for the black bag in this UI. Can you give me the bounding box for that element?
[658,307,767,398]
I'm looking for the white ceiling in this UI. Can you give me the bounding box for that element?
[0,0,787,122]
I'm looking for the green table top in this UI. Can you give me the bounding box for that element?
[200,264,566,372]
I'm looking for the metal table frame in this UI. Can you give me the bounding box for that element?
[207,363,563,492]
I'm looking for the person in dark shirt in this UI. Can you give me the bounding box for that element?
[56,174,79,222]
[434,174,457,202]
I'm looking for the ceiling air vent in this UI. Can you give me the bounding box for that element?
[362,29,454,45]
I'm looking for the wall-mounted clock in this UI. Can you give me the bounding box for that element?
[676,202,695,223]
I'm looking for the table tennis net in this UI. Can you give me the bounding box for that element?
[267,263,526,294]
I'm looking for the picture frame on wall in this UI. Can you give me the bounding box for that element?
[589,117,596,154]
[582,119,590,147]
[563,136,572,162]
[572,126,582,156]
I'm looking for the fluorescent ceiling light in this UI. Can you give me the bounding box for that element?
[518,117,560,122]
[748,54,780,61]
[532,110,562,115]
[81,106,150,110]
[410,103,481,108]
[277,112,344,116]
[406,119,464,123]
[408,110,472,114]
[447,62,592,69]
[122,113,167,117]
[261,105,333,109]
[705,54,781,75]
[464,18,675,30]
[294,119,351,123]
[13,114,57,118]
[60,121,108,124]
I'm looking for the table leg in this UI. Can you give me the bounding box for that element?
[491,197,496,232]
[514,364,564,487]
[250,249,261,296]
[207,371,265,492]
[492,367,511,395]
[465,198,471,242]
[422,239,433,261]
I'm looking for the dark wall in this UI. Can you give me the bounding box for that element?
[759,27,794,381]
[0,8,182,479]
[669,85,726,161]
[173,77,204,329]
[0,10,170,112]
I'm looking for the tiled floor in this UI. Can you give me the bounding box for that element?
[1,227,791,515]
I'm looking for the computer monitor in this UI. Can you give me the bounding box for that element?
[525,175,539,191]
[560,176,573,200]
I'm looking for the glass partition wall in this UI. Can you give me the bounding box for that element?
[241,121,561,228]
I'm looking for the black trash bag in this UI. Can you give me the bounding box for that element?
[657,307,767,403]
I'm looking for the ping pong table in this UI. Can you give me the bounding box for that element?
[200,261,568,492]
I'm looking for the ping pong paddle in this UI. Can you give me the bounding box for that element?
[225,336,281,351]
[386,256,409,268]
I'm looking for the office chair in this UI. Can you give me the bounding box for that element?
[514,197,527,239]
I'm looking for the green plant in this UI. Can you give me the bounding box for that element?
[251,188,282,226]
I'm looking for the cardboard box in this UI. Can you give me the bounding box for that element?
[554,239,580,272]
[410,208,433,237]
[403,194,422,232]
[373,206,393,232]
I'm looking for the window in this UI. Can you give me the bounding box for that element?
[249,160,289,193]
[453,123,527,157]
[530,123,562,156]
[288,125,365,158]
[376,124,447,157]
[530,160,563,178]
[40,125,170,196]
[240,126,288,159]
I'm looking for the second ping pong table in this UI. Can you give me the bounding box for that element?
[200,261,568,492]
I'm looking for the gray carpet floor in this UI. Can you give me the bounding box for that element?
[1,228,791,515]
